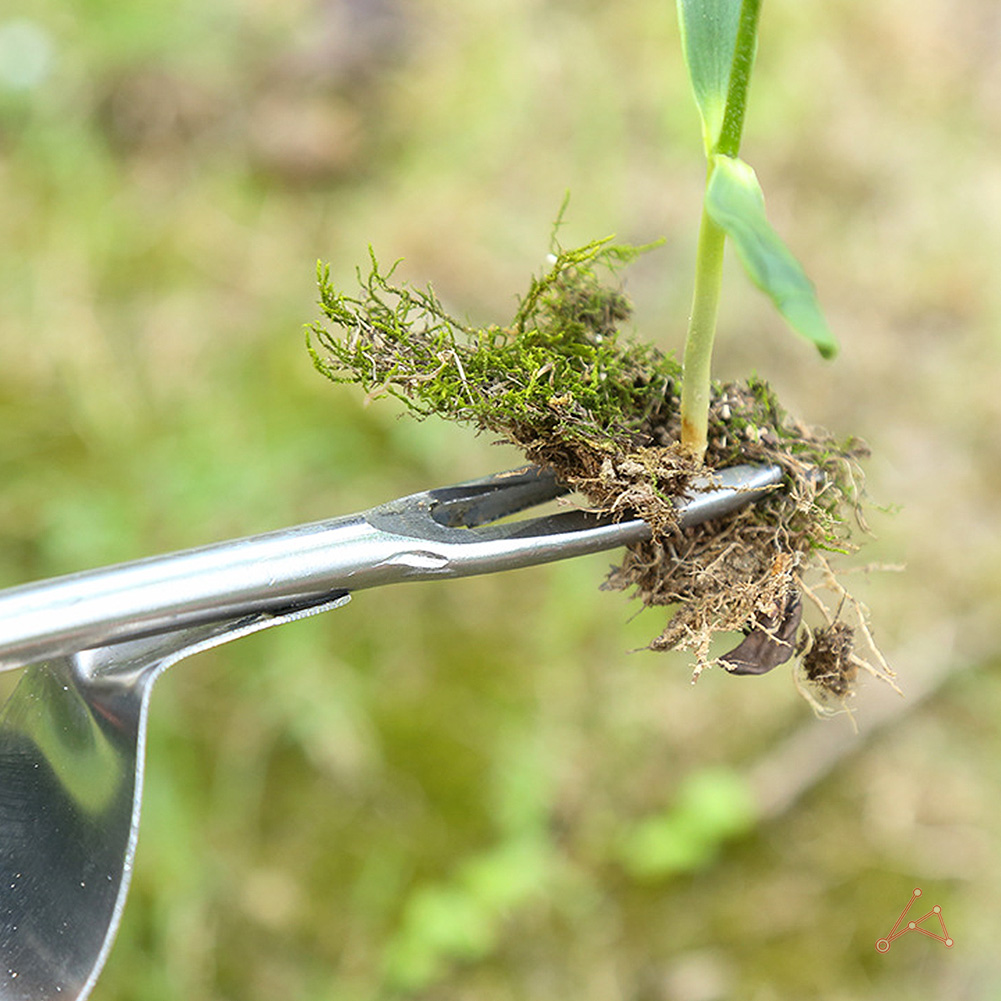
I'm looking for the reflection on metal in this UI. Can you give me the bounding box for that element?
[0,595,349,1001]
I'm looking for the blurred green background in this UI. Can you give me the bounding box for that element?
[2,1,1000,998]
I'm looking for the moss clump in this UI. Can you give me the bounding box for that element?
[309,239,894,711]
[309,239,678,452]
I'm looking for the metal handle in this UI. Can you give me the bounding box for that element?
[0,515,657,672]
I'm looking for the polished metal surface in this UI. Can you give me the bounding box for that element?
[0,595,348,1001]
[0,464,781,673]
[0,463,782,1001]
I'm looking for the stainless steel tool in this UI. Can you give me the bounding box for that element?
[0,462,781,1001]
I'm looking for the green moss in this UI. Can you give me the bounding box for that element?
[308,238,680,454]
[308,237,885,699]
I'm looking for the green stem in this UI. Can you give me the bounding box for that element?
[679,0,762,461]
[716,0,762,159]
[680,196,727,459]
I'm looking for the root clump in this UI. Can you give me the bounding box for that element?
[309,239,896,710]
[802,622,856,698]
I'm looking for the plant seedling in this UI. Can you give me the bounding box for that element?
[676,0,837,461]
[307,2,897,714]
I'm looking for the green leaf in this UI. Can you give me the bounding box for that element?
[676,0,742,154]
[674,766,756,839]
[619,811,713,879]
[618,768,756,880]
[705,155,839,359]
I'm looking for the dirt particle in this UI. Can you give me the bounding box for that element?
[800,621,857,698]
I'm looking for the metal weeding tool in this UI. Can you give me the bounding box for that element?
[0,462,780,1001]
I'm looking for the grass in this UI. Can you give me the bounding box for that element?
[2,1,1001,999]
